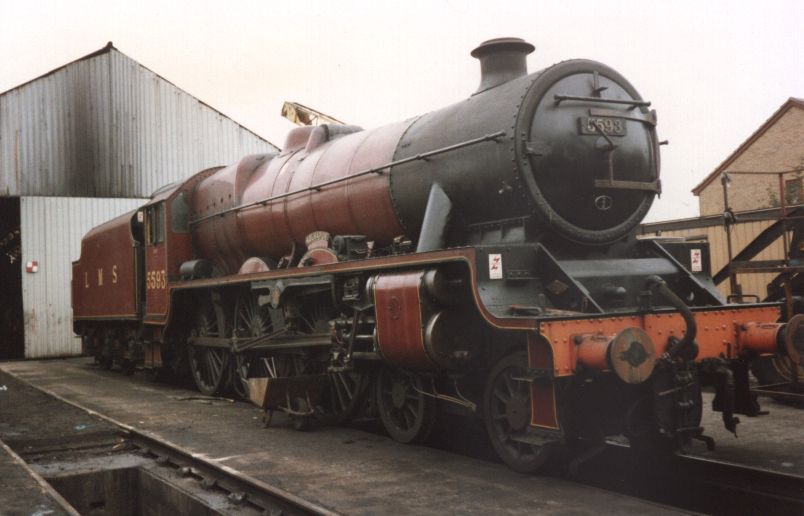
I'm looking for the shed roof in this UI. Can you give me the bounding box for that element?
[0,42,278,198]
[0,42,116,96]
[0,42,276,150]
[692,97,804,195]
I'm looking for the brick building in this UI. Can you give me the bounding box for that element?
[641,98,804,299]
[693,97,804,216]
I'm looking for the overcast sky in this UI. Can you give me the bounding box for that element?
[1,0,802,221]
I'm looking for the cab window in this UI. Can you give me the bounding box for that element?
[145,203,166,245]
[171,192,189,233]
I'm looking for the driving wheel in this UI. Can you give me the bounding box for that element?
[319,371,370,425]
[232,291,275,399]
[188,301,230,396]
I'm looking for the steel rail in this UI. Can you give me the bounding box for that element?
[568,440,804,515]
[675,452,804,513]
[127,431,329,515]
[3,369,339,516]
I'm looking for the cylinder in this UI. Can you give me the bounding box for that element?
[423,310,484,370]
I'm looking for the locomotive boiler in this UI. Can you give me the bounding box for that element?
[192,38,657,274]
[72,38,804,472]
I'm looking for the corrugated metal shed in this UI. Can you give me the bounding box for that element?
[1,43,280,358]
[0,43,277,198]
[20,196,145,358]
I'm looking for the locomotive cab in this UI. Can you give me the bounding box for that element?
[140,183,195,324]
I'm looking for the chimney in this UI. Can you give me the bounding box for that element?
[471,37,534,94]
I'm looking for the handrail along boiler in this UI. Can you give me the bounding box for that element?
[72,38,804,472]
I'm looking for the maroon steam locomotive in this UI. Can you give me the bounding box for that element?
[73,38,803,472]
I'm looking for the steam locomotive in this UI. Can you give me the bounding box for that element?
[72,38,803,472]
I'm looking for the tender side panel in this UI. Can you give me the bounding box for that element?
[72,213,138,319]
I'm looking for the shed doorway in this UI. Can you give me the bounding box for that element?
[0,197,24,359]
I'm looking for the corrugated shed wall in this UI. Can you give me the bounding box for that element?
[3,45,280,358]
[0,52,112,196]
[0,47,277,198]
[20,196,144,358]
[640,220,787,300]
[106,49,277,197]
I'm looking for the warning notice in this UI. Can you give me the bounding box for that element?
[690,249,702,272]
[488,253,503,279]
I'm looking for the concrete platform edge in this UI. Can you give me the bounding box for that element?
[0,438,80,515]
[1,366,340,516]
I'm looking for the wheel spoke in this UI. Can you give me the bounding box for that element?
[264,357,276,378]
[494,387,511,404]
[201,353,210,386]
[200,350,210,380]
[332,376,347,409]
[337,373,354,399]
[503,374,515,398]
[206,351,217,381]
[401,407,414,428]
[517,377,527,395]
[209,352,219,378]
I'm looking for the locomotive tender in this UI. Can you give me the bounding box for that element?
[73,38,803,472]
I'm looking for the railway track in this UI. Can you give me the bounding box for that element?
[4,363,801,515]
[125,429,336,515]
[676,453,804,514]
[11,377,337,516]
[566,441,804,515]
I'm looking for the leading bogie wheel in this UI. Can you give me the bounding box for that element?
[376,366,436,444]
[483,351,556,473]
[188,301,230,396]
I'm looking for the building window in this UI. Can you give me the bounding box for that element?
[784,177,802,205]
